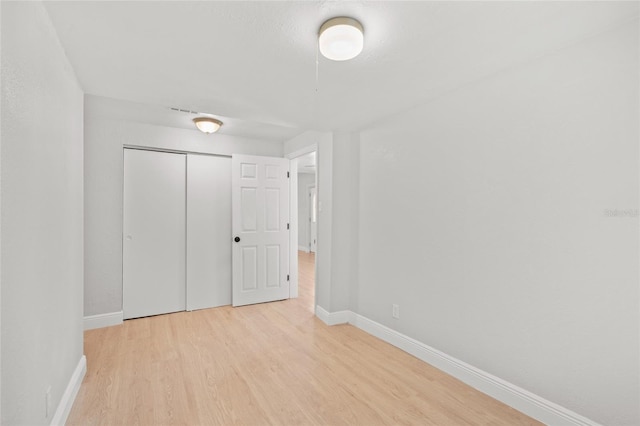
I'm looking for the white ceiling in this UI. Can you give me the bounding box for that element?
[44,1,638,142]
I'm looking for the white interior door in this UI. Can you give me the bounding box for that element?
[232,154,290,307]
[309,186,317,253]
[123,149,186,319]
[186,154,231,310]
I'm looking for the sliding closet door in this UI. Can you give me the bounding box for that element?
[186,154,231,310]
[123,149,186,319]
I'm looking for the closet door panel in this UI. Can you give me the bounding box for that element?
[123,149,186,319]
[187,154,232,310]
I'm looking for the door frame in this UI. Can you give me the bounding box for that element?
[307,184,317,253]
[286,145,318,300]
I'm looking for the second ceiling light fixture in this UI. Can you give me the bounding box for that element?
[193,117,223,134]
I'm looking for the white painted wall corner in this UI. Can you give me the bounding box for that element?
[298,245,310,253]
[315,307,600,426]
[51,355,86,426]
[83,311,123,330]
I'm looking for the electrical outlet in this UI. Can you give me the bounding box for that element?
[45,386,52,418]
[392,304,400,319]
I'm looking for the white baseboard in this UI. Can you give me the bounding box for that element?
[315,305,350,326]
[83,311,123,330]
[317,308,599,426]
[51,355,86,426]
[298,245,310,253]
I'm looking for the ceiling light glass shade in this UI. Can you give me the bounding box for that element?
[319,17,364,61]
[193,117,223,134]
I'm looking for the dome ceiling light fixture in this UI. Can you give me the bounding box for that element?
[193,117,223,134]
[318,17,364,61]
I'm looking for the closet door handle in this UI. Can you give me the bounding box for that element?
[234,236,241,243]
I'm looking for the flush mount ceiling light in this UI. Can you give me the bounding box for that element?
[318,17,364,61]
[193,117,223,134]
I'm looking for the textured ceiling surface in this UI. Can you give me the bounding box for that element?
[44,1,638,141]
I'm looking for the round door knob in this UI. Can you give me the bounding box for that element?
[234,236,241,243]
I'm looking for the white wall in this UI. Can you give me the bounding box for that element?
[1,2,84,424]
[357,21,638,425]
[330,132,359,313]
[84,95,284,317]
[297,173,315,251]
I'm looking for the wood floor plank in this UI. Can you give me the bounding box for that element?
[67,251,540,425]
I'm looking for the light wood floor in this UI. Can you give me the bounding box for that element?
[68,251,539,425]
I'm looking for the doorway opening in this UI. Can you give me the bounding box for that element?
[308,185,317,254]
[291,149,317,314]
